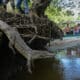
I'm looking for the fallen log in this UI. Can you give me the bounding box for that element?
[0,20,54,59]
[0,20,32,59]
[0,20,34,73]
[32,50,54,59]
[46,38,80,52]
[0,20,54,73]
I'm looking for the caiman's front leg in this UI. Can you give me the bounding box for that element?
[8,34,16,54]
[26,53,32,73]
[9,41,16,54]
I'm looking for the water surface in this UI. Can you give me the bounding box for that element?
[17,50,80,80]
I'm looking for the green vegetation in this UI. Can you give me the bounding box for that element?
[45,0,74,26]
[45,6,73,23]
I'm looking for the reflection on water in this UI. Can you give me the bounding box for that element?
[16,58,62,80]
[30,59,62,80]
[16,48,80,80]
[60,58,80,80]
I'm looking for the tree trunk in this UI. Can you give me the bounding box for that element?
[31,0,51,17]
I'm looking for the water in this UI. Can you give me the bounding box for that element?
[16,49,80,80]
[60,58,80,80]
[16,58,62,80]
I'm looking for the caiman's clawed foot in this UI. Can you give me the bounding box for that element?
[27,67,32,74]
